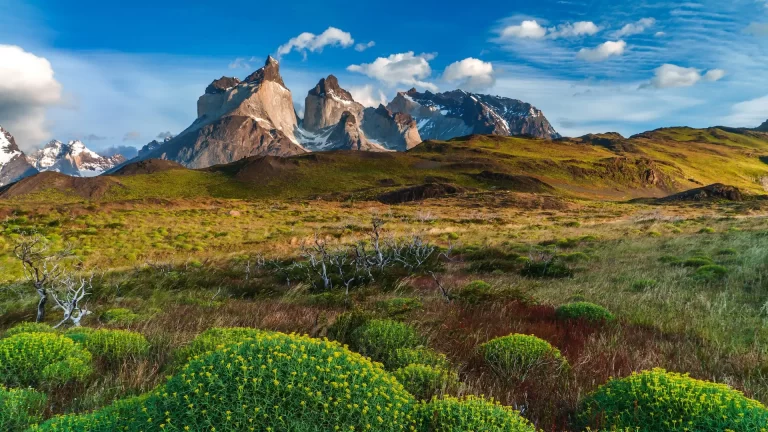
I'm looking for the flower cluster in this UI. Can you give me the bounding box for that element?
[480,333,568,380]
[389,347,451,371]
[0,385,47,432]
[174,327,268,365]
[576,368,768,431]
[0,332,92,386]
[84,329,150,361]
[352,319,423,367]
[555,302,615,323]
[3,322,56,338]
[393,364,459,401]
[417,395,537,431]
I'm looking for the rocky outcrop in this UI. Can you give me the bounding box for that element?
[387,88,559,141]
[659,183,743,202]
[27,140,125,177]
[570,132,638,153]
[324,112,386,151]
[303,75,364,132]
[361,105,422,151]
[139,56,305,168]
[0,126,38,186]
[378,183,467,204]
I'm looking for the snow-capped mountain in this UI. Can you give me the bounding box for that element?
[0,126,38,186]
[27,140,126,177]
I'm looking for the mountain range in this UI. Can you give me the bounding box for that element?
[27,140,125,177]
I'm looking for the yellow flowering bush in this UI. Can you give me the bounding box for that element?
[174,327,268,364]
[0,385,46,432]
[576,368,768,431]
[480,334,568,380]
[100,308,140,324]
[3,322,56,338]
[353,319,423,366]
[84,329,150,361]
[0,332,92,386]
[30,394,149,432]
[389,347,451,370]
[393,364,459,400]
[417,395,537,431]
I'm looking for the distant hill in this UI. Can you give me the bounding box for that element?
[4,126,768,203]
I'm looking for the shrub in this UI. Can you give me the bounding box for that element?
[353,319,423,366]
[0,332,92,386]
[556,302,615,322]
[659,255,681,264]
[630,278,657,292]
[130,332,419,431]
[64,326,95,344]
[326,309,374,347]
[389,347,451,370]
[480,334,567,380]
[694,264,728,281]
[576,368,768,432]
[3,322,56,338]
[376,297,424,316]
[557,252,591,263]
[699,227,716,234]
[418,395,536,432]
[453,280,529,305]
[0,385,47,432]
[31,394,148,432]
[175,326,267,363]
[717,248,738,256]
[100,307,139,324]
[682,257,714,267]
[394,364,459,400]
[84,329,150,361]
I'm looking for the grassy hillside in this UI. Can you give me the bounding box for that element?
[3,127,768,204]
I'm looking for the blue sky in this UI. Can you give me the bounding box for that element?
[0,0,767,152]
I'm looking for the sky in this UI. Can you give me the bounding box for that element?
[0,0,767,153]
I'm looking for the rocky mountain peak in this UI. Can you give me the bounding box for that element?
[205,77,241,95]
[0,126,38,186]
[244,57,286,87]
[756,119,768,132]
[308,75,355,102]
[303,75,363,132]
[27,139,124,177]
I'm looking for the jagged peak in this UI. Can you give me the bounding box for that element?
[205,76,241,95]
[755,119,768,132]
[243,55,286,87]
[308,74,354,102]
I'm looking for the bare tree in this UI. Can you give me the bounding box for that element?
[50,276,91,328]
[13,235,72,322]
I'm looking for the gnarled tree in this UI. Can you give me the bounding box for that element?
[13,235,73,322]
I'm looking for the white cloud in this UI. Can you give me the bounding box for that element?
[642,64,726,89]
[500,20,548,39]
[549,21,600,38]
[228,56,261,69]
[347,52,438,91]
[722,94,768,127]
[0,44,62,151]
[703,69,726,81]
[354,41,376,52]
[576,40,626,62]
[612,18,656,38]
[655,31,666,37]
[277,27,354,58]
[746,22,768,35]
[442,58,496,90]
[348,85,388,107]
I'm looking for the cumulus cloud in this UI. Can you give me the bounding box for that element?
[98,145,138,159]
[347,52,438,91]
[655,31,666,37]
[442,58,496,91]
[348,85,388,107]
[576,40,626,61]
[228,56,261,69]
[354,41,376,52]
[612,18,656,38]
[641,64,726,89]
[500,20,548,39]
[722,94,768,127]
[499,20,600,40]
[549,21,600,38]
[122,131,141,141]
[746,22,768,35]
[0,45,62,151]
[277,27,354,58]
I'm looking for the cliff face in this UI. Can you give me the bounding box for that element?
[361,105,422,151]
[0,126,38,186]
[303,75,364,132]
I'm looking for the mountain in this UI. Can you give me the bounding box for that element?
[302,75,364,132]
[361,105,422,151]
[755,120,768,132]
[387,88,560,140]
[138,56,305,169]
[27,140,125,177]
[0,126,38,186]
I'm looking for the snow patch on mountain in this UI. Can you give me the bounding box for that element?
[28,140,125,177]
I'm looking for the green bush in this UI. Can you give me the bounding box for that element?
[389,347,451,370]
[453,280,529,305]
[717,248,738,256]
[681,257,714,268]
[0,385,47,432]
[556,302,615,322]
[557,252,591,263]
[3,322,56,338]
[630,278,657,292]
[56,332,420,431]
[576,368,768,432]
[418,395,536,431]
[326,309,374,347]
[376,297,423,316]
[100,308,139,324]
[63,326,95,344]
[694,264,728,281]
[31,394,148,432]
[480,333,567,380]
[0,332,92,386]
[353,319,423,366]
[394,364,459,400]
[175,326,267,363]
[84,329,150,361]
